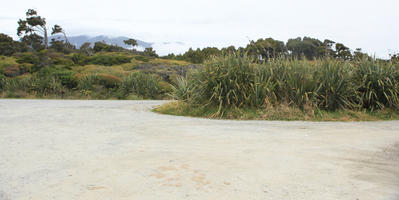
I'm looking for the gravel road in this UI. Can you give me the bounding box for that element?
[0,99,398,200]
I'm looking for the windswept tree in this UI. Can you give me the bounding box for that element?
[320,39,336,58]
[335,43,352,60]
[52,25,69,44]
[79,42,93,56]
[17,9,66,50]
[17,9,49,49]
[123,38,138,49]
[50,25,75,53]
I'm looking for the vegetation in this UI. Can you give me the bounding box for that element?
[155,53,399,121]
[1,8,399,121]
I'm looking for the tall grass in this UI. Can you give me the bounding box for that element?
[119,72,162,99]
[171,53,399,113]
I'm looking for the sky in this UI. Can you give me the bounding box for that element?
[1,0,398,57]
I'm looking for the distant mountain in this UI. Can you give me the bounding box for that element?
[49,35,153,49]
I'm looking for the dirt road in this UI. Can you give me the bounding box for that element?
[0,100,398,200]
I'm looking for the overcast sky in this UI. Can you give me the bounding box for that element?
[1,0,398,57]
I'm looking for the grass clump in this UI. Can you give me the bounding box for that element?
[156,53,399,121]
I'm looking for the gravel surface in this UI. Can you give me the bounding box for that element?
[0,99,399,200]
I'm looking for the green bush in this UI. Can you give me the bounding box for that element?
[314,59,357,110]
[71,53,89,66]
[196,53,256,109]
[354,59,399,110]
[97,74,121,88]
[77,74,98,91]
[134,55,150,62]
[2,64,21,77]
[172,53,399,113]
[0,74,5,89]
[169,76,194,101]
[87,54,131,66]
[119,72,162,98]
[2,76,33,93]
[49,52,74,66]
[52,70,77,89]
[15,52,39,64]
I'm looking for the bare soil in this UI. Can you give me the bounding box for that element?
[0,99,398,200]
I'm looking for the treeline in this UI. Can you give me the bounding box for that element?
[163,37,398,64]
[0,9,158,59]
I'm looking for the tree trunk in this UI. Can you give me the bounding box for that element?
[63,32,69,44]
[44,27,48,49]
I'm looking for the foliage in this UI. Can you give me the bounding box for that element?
[86,54,131,66]
[2,64,22,77]
[119,72,162,98]
[171,53,399,116]
[97,73,121,88]
[93,42,124,53]
[143,47,158,57]
[354,59,399,110]
[154,101,399,121]
[0,33,18,56]
[124,39,137,49]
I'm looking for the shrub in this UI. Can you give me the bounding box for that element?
[15,52,39,64]
[71,53,89,65]
[52,70,77,89]
[2,64,21,77]
[87,54,131,66]
[134,55,150,62]
[49,52,74,66]
[77,74,98,91]
[119,72,162,98]
[173,54,399,114]
[169,76,194,101]
[314,59,357,110]
[196,53,256,110]
[354,59,399,110]
[2,76,33,93]
[0,74,5,89]
[97,74,121,88]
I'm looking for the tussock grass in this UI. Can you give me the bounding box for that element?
[154,101,399,121]
[160,53,399,121]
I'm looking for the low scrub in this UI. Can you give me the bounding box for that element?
[165,53,399,119]
[119,72,162,99]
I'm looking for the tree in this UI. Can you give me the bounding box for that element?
[79,42,93,56]
[286,37,322,59]
[20,33,45,52]
[123,38,137,49]
[389,53,399,63]
[0,33,18,56]
[17,9,66,51]
[221,46,236,55]
[93,41,124,53]
[144,47,158,57]
[49,38,76,53]
[17,9,49,49]
[353,48,368,60]
[246,38,286,60]
[335,43,352,60]
[320,39,336,58]
[52,24,70,44]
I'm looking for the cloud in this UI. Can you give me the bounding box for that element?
[1,0,398,58]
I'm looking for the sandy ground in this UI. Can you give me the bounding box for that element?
[0,100,399,200]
